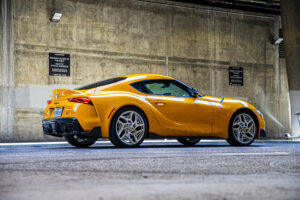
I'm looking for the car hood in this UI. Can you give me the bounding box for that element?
[201,96,256,110]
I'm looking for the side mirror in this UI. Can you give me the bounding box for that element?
[192,88,199,98]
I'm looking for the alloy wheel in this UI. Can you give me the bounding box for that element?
[115,110,145,145]
[232,113,256,144]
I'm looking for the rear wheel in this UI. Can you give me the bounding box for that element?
[177,138,200,146]
[226,111,258,146]
[64,135,97,148]
[109,107,148,148]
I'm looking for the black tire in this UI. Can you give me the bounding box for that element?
[177,138,200,146]
[64,135,97,148]
[109,107,148,148]
[226,110,258,146]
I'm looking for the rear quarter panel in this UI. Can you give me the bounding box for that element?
[89,91,161,138]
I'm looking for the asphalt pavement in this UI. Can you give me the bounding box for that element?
[0,139,299,200]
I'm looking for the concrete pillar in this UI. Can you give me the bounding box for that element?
[0,0,15,142]
[281,0,300,136]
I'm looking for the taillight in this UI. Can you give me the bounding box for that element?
[68,97,92,105]
[47,100,52,105]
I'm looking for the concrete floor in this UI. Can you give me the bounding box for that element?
[0,140,299,200]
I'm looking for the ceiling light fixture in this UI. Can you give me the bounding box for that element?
[50,0,62,23]
[274,38,283,45]
[50,12,62,22]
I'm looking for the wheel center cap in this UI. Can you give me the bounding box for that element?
[127,126,134,132]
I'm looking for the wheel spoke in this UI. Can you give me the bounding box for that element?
[129,112,134,122]
[120,132,127,140]
[119,116,129,122]
[243,133,253,140]
[134,113,139,126]
[131,133,138,143]
[246,127,255,137]
[247,121,255,136]
[240,133,244,142]
[247,121,253,128]
[127,133,135,144]
[135,123,144,129]
[235,130,241,141]
[119,129,126,138]
[133,129,144,138]
[239,115,244,123]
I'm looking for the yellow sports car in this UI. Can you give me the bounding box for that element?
[42,74,266,147]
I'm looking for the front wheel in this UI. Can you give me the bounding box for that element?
[226,111,258,146]
[109,107,148,148]
[64,135,97,148]
[177,138,200,146]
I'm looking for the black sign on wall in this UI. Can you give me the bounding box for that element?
[229,66,243,86]
[49,53,70,76]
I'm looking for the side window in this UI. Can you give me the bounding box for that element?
[132,80,191,97]
[167,83,191,97]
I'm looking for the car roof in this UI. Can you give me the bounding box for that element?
[121,73,173,81]
[77,74,175,92]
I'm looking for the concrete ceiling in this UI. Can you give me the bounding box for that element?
[170,0,281,14]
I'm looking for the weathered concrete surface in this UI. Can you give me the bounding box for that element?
[0,0,15,141]
[281,0,300,136]
[0,140,299,200]
[0,0,291,141]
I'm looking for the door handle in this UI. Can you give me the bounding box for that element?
[154,102,166,106]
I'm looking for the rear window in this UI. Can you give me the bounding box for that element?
[75,77,126,90]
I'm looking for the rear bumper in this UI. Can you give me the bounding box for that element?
[42,118,101,138]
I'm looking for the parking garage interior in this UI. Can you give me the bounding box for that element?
[1,0,299,142]
[0,1,300,199]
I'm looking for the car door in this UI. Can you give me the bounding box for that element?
[132,79,213,136]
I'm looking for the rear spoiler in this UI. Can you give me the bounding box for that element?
[52,88,85,100]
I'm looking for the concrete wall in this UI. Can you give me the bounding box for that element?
[0,0,290,141]
[281,0,300,136]
[1,0,15,141]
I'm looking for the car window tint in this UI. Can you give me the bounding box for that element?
[132,80,191,97]
[133,82,153,94]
